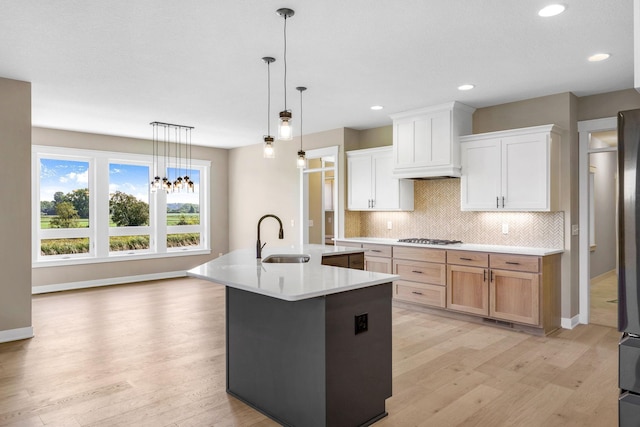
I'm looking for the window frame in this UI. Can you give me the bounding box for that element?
[32,145,211,267]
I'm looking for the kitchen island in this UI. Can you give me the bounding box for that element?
[188,245,399,427]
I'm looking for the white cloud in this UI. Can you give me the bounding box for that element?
[60,170,89,185]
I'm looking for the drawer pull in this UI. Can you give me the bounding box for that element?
[411,270,423,274]
[411,291,424,295]
[370,249,382,253]
[505,261,520,265]
[460,257,473,261]
[483,269,487,282]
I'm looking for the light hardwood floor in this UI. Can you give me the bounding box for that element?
[589,270,617,328]
[0,278,619,426]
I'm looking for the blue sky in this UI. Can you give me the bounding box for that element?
[40,159,199,205]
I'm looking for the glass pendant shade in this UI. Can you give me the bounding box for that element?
[297,150,306,169]
[263,136,275,158]
[278,111,293,140]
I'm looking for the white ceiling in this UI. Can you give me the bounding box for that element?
[0,0,634,149]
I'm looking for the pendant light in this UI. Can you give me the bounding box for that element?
[150,121,194,193]
[262,56,276,158]
[296,86,307,169]
[276,8,294,141]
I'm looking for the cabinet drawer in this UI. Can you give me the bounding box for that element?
[321,254,349,268]
[349,253,364,270]
[490,254,539,273]
[447,250,488,267]
[393,246,446,263]
[394,281,446,308]
[363,243,392,258]
[364,256,392,274]
[393,259,446,285]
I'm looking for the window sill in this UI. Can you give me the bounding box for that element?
[32,248,211,268]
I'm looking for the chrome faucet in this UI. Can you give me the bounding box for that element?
[257,214,284,258]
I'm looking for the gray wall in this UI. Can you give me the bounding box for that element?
[31,127,229,287]
[0,77,32,335]
[589,151,617,278]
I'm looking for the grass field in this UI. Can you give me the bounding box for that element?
[40,213,199,228]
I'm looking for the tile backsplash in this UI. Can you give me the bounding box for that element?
[345,178,564,248]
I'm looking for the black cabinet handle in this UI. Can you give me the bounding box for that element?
[411,291,423,295]
[505,261,520,265]
[496,197,499,208]
[502,196,505,208]
[483,269,487,282]
[460,257,473,261]
[411,270,423,274]
[490,270,494,282]
[370,249,382,253]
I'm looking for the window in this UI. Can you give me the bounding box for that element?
[33,146,210,265]
[37,156,93,259]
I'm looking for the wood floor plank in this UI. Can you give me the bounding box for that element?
[0,278,620,427]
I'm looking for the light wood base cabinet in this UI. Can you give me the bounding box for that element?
[490,269,539,325]
[446,265,488,316]
[395,280,446,308]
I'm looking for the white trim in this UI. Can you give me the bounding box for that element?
[578,117,617,325]
[32,248,210,268]
[0,326,34,343]
[561,315,581,330]
[32,271,187,294]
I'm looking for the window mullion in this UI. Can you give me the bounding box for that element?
[95,158,110,258]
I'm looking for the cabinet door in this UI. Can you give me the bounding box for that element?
[490,269,540,325]
[446,265,489,316]
[371,151,399,209]
[347,154,372,210]
[365,256,392,273]
[460,139,501,210]
[348,253,365,270]
[501,133,549,210]
[394,110,451,169]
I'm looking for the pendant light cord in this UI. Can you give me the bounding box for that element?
[267,61,271,135]
[283,15,288,111]
[299,89,303,150]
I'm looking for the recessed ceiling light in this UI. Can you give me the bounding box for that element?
[538,4,566,17]
[370,105,384,110]
[458,84,475,91]
[588,53,610,62]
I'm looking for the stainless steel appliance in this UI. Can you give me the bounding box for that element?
[397,238,462,245]
[618,108,640,425]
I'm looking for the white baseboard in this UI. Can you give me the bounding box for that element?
[561,315,581,330]
[0,326,34,343]
[32,271,187,295]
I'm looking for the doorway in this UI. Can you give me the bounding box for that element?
[578,118,617,326]
[300,146,340,245]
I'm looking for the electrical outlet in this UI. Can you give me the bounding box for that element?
[387,221,393,230]
[308,219,314,227]
[572,224,579,236]
[355,313,368,335]
[502,223,509,234]
[290,219,295,227]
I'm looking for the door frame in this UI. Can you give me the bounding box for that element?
[299,146,340,245]
[578,117,617,325]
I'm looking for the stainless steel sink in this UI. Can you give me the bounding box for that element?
[262,254,311,263]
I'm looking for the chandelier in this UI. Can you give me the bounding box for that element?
[150,121,195,193]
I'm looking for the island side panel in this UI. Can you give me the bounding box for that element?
[325,282,393,426]
[226,287,327,427]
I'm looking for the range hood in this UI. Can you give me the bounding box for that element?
[390,101,475,179]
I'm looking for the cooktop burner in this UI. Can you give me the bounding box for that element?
[397,238,463,245]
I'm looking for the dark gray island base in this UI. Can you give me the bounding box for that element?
[226,282,392,427]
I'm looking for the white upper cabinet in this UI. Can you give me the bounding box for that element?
[347,146,414,211]
[390,102,475,179]
[460,124,562,211]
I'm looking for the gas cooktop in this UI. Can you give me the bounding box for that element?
[397,238,462,245]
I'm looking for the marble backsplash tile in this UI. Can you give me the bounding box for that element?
[345,179,564,249]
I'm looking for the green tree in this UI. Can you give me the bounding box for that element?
[66,188,90,219]
[40,200,55,215]
[53,191,65,205]
[110,191,149,226]
[50,202,80,228]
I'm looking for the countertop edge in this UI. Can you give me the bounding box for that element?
[335,237,564,256]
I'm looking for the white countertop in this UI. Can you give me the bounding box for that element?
[187,244,399,302]
[336,237,564,256]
